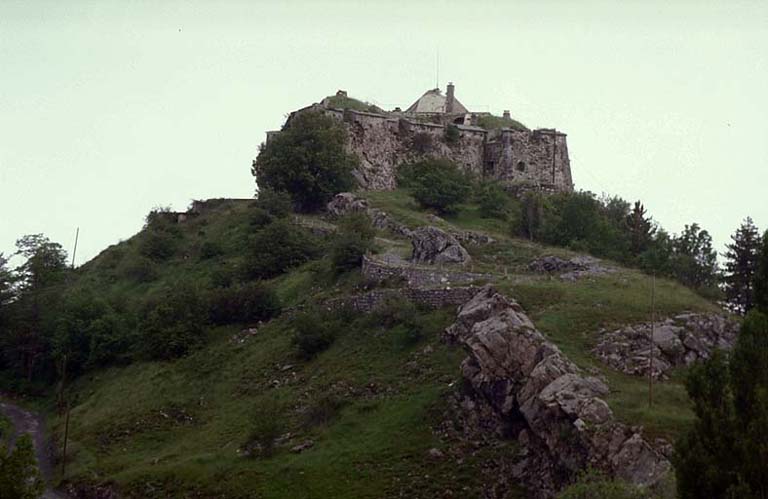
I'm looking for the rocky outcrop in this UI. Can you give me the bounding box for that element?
[445,286,669,496]
[594,313,740,379]
[326,192,369,217]
[326,193,412,237]
[529,255,613,281]
[411,226,471,266]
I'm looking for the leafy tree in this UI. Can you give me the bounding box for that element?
[475,181,510,219]
[674,310,768,498]
[626,201,655,255]
[14,234,67,291]
[671,223,719,292]
[0,434,44,498]
[245,219,320,279]
[253,187,293,219]
[330,213,375,273]
[723,217,761,313]
[409,159,471,214]
[752,229,768,313]
[253,111,357,212]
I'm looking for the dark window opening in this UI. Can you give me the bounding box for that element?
[516,161,526,172]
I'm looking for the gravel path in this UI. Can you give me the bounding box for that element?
[0,398,66,498]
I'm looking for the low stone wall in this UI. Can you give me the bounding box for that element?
[324,286,482,313]
[362,256,490,288]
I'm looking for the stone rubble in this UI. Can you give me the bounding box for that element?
[593,313,740,379]
[444,285,670,497]
[528,255,614,281]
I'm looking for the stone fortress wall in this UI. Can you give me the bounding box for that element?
[267,90,574,193]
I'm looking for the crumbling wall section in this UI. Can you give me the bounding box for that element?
[485,129,572,191]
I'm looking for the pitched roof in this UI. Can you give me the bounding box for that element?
[405,88,469,114]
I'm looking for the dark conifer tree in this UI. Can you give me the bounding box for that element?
[626,201,655,255]
[723,217,761,313]
[754,229,768,312]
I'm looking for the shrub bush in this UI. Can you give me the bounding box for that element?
[243,400,283,458]
[444,124,460,145]
[139,282,207,360]
[475,181,510,219]
[411,160,471,214]
[138,228,179,262]
[245,219,321,280]
[292,308,344,359]
[330,213,375,273]
[304,394,345,428]
[207,283,280,325]
[117,255,158,283]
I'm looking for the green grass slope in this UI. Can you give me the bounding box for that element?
[49,190,719,497]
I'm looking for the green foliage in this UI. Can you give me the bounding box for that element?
[723,217,762,313]
[669,223,719,294]
[53,290,128,372]
[291,308,344,359]
[474,181,510,219]
[116,254,158,282]
[253,111,357,212]
[253,187,293,219]
[206,283,281,326]
[674,310,768,499]
[330,213,375,273]
[443,124,460,145]
[0,434,44,498]
[626,201,655,255]
[14,234,68,290]
[558,468,651,499]
[243,400,284,458]
[138,226,179,262]
[404,159,470,214]
[245,219,320,279]
[304,394,346,428]
[139,282,207,360]
[755,230,768,312]
[323,94,381,113]
[476,113,528,131]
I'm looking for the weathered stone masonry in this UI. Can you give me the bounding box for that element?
[267,99,573,193]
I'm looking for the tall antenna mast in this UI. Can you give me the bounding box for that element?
[71,227,79,268]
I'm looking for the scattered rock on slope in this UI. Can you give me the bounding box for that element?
[594,313,740,379]
[528,255,613,280]
[444,285,669,497]
[411,226,471,265]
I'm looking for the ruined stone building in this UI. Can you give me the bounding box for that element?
[266,84,573,193]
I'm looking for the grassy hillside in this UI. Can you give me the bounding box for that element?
[43,190,719,497]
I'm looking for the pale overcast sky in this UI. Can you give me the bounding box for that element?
[1,0,767,266]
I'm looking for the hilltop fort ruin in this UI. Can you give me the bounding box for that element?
[266,83,573,193]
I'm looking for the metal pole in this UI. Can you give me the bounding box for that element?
[71,227,79,268]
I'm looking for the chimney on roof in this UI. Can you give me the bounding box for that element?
[446,82,455,113]
[503,110,511,119]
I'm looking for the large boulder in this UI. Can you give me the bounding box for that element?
[410,226,471,265]
[445,285,670,496]
[326,192,369,217]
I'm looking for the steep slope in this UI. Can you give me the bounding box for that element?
[43,191,723,498]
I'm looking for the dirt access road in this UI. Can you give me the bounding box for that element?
[0,398,66,499]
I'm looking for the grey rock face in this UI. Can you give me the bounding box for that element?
[326,192,369,217]
[529,255,613,281]
[593,313,740,379]
[445,285,670,496]
[411,226,471,265]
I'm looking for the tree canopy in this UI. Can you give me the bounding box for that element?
[252,111,357,212]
